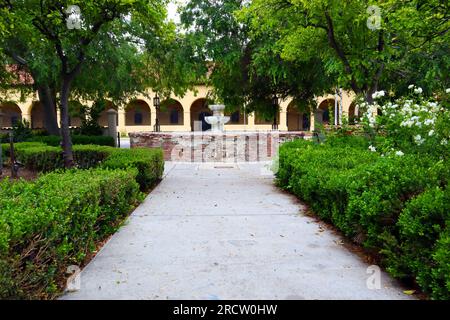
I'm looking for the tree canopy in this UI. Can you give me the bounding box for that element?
[180,0,449,112]
[242,0,450,101]
[180,0,335,118]
[0,0,195,166]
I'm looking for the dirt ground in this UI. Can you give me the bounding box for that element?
[0,165,39,181]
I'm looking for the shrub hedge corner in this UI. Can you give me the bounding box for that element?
[277,137,449,299]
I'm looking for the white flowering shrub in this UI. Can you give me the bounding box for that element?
[360,87,450,159]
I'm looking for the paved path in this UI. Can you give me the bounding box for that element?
[119,137,131,149]
[62,162,412,300]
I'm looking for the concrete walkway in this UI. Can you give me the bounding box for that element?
[62,162,412,300]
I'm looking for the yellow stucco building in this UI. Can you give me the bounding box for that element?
[0,86,359,134]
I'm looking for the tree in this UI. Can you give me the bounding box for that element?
[0,0,170,167]
[180,0,334,120]
[242,0,450,102]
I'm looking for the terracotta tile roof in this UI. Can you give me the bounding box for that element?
[5,64,34,85]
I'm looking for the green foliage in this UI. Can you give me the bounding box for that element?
[360,92,450,161]
[391,187,450,300]
[11,120,33,142]
[242,0,450,100]
[0,0,190,167]
[0,168,141,299]
[277,138,450,299]
[10,143,164,190]
[1,142,46,160]
[102,148,164,191]
[0,142,164,298]
[27,135,115,147]
[0,133,9,143]
[15,145,63,172]
[180,0,332,113]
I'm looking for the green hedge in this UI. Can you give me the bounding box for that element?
[26,135,115,147]
[277,137,449,299]
[0,168,142,299]
[101,148,164,191]
[9,143,164,190]
[1,142,47,164]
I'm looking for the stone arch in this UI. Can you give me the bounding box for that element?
[0,102,22,128]
[159,99,184,126]
[125,100,151,126]
[98,101,118,127]
[287,102,310,131]
[348,101,360,124]
[316,98,336,125]
[190,98,211,131]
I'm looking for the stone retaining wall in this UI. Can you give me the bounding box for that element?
[129,132,310,162]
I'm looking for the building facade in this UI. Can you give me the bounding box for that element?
[0,86,359,133]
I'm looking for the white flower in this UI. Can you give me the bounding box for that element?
[395,151,404,157]
[428,130,435,137]
[408,85,415,90]
[369,145,377,152]
[446,88,450,94]
[372,91,386,100]
[441,139,448,146]
[427,102,438,109]
[414,135,425,145]
[414,87,423,94]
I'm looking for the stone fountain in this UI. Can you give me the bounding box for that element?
[129,103,309,162]
[205,105,230,133]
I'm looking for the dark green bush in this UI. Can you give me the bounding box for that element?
[72,135,115,147]
[12,144,112,172]
[73,145,113,169]
[15,145,63,172]
[11,120,33,142]
[102,148,164,191]
[1,143,8,160]
[2,142,48,164]
[392,187,450,299]
[277,139,450,299]
[0,133,9,144]
[0,168,141,299]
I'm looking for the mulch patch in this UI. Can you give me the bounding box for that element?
[0,165,39,181]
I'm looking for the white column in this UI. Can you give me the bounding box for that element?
[118,108,126,134]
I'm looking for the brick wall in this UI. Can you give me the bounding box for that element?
[129,131,311,162]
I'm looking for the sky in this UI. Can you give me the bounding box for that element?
[167,1,183,24]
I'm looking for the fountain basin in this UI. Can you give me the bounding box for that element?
[204,105,230,133]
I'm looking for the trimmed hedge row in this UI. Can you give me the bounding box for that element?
[0,168,142,299]
[277,137,450,299]
[3,143,164,191]
[101,148,164,191]
[26,135,115,147]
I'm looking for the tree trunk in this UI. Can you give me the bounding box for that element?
[60,77,74,168]
[37,85,60,135]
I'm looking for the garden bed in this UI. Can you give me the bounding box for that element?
[0,165,39,181]
[0,143,164,299]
